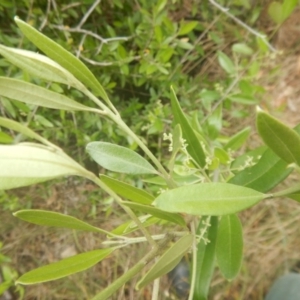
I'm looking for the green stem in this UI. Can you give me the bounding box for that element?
[268,184,300,198]
[92,236,173,300]
[88,174,157,248]
[108,113,177,189]
[188,220,197,300]
[85,90,177,189]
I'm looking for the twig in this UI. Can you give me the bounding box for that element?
[77,0,102,29]
[209,0,276,52]
[80,55,114,66]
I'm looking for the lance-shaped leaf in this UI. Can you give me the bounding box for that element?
[0,143,87,190]
[0,45,85,91]
[194,216,218,300]
[216,214,243,280]
[136,234,193,289]
[13,210,110,235]
[0,117,56,147]
[14,17,109,104]
[100,175,154,205]
[86,142,157,174]
[16,248,114,285]
[122,201,186,227]
[170,87,206,168]
[256,107,300,166]
[153,183,265,216]
[229,148,292,193]
[0,77,92,111]
[224,126,251,151]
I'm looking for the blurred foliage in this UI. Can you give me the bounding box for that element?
[0,0,273,156]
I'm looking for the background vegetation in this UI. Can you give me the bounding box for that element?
[1,0,300,299]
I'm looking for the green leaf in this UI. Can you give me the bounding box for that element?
[0,117,55,147]
[229,148,292,192]
[216,214,243,280]
[268,0,297,24]
[122,201,186,227]
[0,45,85,91]
[230,146,267,172]
[16,248,114,285]
[206,105,222,140]
[0,131,13,144]
[228,94,257,105]
[170,87,206,168]
[217,51,235,74]
[256,108,300,166]
[153,183,265,216]
[14,17,109,104]
[232,43,253,56]
[136,235,193,289]
[194,216,218,300]
[100,175,153,205]
[0,143,87,190]
[225,127,251,151]
[282,0,298,21]
[13,210,109,235]
[178,21,198,36]
[86,142,157,174]
[0,77,92,111]
[214,147,230,164]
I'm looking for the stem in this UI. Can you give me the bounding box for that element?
[109,114,177,189]
[188,220,197,300]
[209,0,276,52]
[85,89,177,188]
[89,175,157,248]
[90,234,177,300]
[268,184,300,198]
[151,266,160,300]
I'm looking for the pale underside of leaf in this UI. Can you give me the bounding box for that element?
[86,142,157,174]
[0,77,91,111]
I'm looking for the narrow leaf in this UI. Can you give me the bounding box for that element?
[0,117,55,147]
[0,77,92,111]
[16,248,113,285]
[229,148,292,192]
[0,131,13,144]
[224,127,251,151]
[217,51,235,74]
[14,17,109,104]
[86,142,157,174]
[170,87,206,168]
[216,214,243,280]
[13,210,109,235]
[256,107,300,166]
[194,216,218,300]
[136,235,193,289]
[122,201,186,227]
[153,183,265,216]
[178,21,198,36]
[0,143,87,190]
[0,45,85,91]
[100,175,154,205]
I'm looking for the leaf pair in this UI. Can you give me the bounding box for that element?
[194,215,243,299]
[13,210,114,285]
